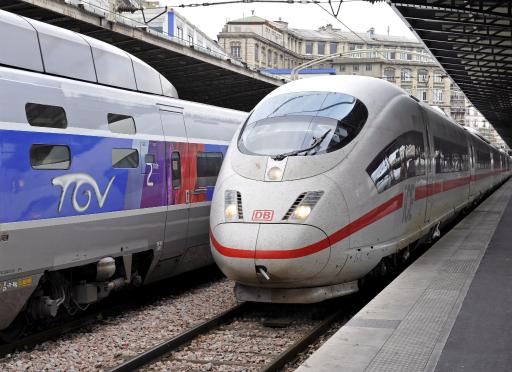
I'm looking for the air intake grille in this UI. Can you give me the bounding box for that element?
[302,191,324,205]
[282,193,306,220]
[237,192,243,219]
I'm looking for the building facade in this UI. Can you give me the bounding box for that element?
[77,0,227,57]
[218,16,464,123]
[465,102,508,149]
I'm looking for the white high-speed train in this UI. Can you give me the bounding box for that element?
[210,76,510,303]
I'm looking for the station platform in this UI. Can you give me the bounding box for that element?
[297,179,512,372]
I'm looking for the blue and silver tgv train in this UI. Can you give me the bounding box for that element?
[210,75,511,304]
[0,10,246,334]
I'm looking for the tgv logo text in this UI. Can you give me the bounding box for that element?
[52,173,115,213]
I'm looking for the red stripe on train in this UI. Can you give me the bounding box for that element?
[211,170,509,260]
[210,194,403,260]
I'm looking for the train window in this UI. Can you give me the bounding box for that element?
[433,136,469,173]
[25,103,67,129]
[196,152,223,187]
[107,114,136,134]
[474,141,491,170]
[112,148,139,168]
[238,91,368,157]
[171,151,181,188]
[366,131,425,193]
[30,144,70,170]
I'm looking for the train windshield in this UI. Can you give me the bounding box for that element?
[238,91,368,158]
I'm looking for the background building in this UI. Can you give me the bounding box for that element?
[465,102,508,149]
[218,15,463,124]
[71,0,227,57]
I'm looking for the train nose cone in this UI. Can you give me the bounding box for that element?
[211,223,331,286]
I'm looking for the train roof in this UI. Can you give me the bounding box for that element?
[266,75,404,104]
[0,10,178,98]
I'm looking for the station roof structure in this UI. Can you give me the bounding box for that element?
[388,1,512,146]
[0,0,281,111]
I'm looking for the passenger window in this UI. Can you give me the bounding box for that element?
[107,114,136,134]
[196,152,223,188]
[475,142,491,170]
[171,151,181,188]
[433,136,469,173]
[26,103,67,129]
[30,144,70,170]
[366,131,425,193]
[112,148,139,168]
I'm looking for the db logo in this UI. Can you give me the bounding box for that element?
[252,210,274,222]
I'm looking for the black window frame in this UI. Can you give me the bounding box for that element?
[25,103,68,129]
[30,144,71,170]
[171,151,181,189]
[366,131,426,193]
[107,113,136,135]
[112,148,140,169]
[433,136,470,174]
[196,152,223,188]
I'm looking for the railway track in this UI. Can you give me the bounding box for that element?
[110,300,352,372]
[0,266,228,360]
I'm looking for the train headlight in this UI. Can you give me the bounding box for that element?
[267,166,283,181]
[292,205,312,220]
[224,190,242,221]
[285,191,324,222]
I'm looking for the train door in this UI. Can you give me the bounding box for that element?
[468,139,477,200]
[421,108,434,224]
[152,106,190,279]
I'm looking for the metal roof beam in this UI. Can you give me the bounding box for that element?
[394,1,512,20]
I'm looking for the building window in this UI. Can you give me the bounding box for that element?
[318,42,325,55]
[108,114,136,135]
[305,41,313,55]
[339,66,346,72]
[330,42,338,55]
[366,64,372,71]
[261,49,266,65]
[112,149,139,169]
[383,67,395,82]
[196,152,223,187]
[418,69,429,83]
[176,26,183,39]
[416,89,427,101]
[25,103,67,129]
[298,41,302,53]
[353,65,359,72]
[433,89,444,103]
[267,50,272,66]
[401,68,412,82]
[274,52,278,67]
[434,71,443,83]
[255,44,259,62]
[187,35,193,44]
[30,144,70,170]
[230,42,241,58]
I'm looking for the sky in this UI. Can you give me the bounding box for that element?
[160,0,417,41]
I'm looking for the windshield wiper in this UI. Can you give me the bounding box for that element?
[272,129,331,161]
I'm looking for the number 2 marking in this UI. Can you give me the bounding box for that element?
[147,163,154,187]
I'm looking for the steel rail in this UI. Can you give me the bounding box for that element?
[261,309,346,372]
[109,302,248,372]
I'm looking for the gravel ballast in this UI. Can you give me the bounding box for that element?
[0,278,237,371]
